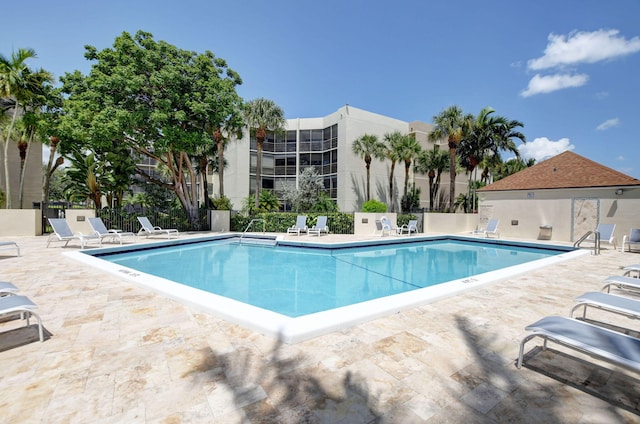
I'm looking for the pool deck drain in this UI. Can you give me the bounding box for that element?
[1,232,639,422]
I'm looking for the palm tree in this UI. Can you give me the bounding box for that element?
[459,107,526,193]
[382,131,404,212]
[429,106,473,212]
[415,147,449,211]
[193,140,218,208]
[203,107,244,199]
[0,48,52,208]
[351,133,384,202]
[243,98,286,209]
[493,157,535,181]
[395,134,422,203]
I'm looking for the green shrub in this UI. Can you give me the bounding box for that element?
[397,213,417,227]
[211,195,232,211]
[361,199,387,213]
[231,212,355,234]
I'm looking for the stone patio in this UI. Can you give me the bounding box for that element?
[1,233,639,423]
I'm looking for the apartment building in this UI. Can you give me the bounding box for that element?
[220,104,462,212]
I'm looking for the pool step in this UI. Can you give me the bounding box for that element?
[237,237,278,247]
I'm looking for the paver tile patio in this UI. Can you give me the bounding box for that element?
[1,233,639,422]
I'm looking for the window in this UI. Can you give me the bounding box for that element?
[311,153,322,166]
[299,153,310,166]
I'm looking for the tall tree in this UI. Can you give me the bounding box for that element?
[351,133,384,202]
[243,98,286,210]
[60,31,243,227]
[382,131,403,212]
[36,85,66,205]
[458,107,526,193]
[395,134,422,202]
[415,147,449,211]
[211,118,243,198]
[429,106,472,212]
[492,157,535,181]
[0,48,53,208]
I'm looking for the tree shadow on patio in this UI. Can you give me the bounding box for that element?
[186,337,383,422]
[454,315,640,421]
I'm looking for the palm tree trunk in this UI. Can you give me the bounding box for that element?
[449,146,456,213]
[217,139,224,197]
[389,161,396,212]
[255,139,263,210]
[365,160,371,201]
[404,160,410,200]
[18,131,33,209]
[2,106,20,208]
[428,170,435,211]
[42,136,61,203]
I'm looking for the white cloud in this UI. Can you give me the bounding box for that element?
[595,91,609,99]
[520,73,588,97]
[618,155,625,161]
[528,29,640,71]
[596,118,620,131]
[517,137,575,162]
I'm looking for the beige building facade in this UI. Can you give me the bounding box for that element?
[220,105,460,213]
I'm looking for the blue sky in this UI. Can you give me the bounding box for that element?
[4,0,640,177]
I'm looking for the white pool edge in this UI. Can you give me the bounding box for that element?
[64,238,588,344]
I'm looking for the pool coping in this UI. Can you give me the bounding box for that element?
[65,234,588,343]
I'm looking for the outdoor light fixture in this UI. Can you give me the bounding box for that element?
[615,189,623,195]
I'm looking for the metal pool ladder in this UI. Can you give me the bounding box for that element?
[239,219,277,246]
[574,230,601,255]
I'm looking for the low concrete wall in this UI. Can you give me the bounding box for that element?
[354,213,397,235]
[209,210,230,232]
[64,209,96,235]
[0,209,43,236]
[422,213,478,235]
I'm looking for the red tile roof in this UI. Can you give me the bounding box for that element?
[478,151,640,191]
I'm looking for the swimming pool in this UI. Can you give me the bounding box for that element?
[67,235,585,343]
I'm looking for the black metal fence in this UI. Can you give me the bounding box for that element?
[97,208,209,233]
[35,203,419,235]
[36,202,209,233]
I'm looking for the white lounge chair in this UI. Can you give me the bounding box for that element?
[472,219,499,238]
[622,229,640,253]
[0,241,20,256]
[0,295,44,342]
[517,315,640,373]
[88,217,136,245]
[287,215,308,236]
[622,264,640,278]
[602,275,640,293]
[0,281,19,296]
[47,218,101,249]
[571,291,640,321]
[308,216,329,237]
[399,220,418,236]
[380,216,399,236]
[137,217,179,239]
[582,223,617,250]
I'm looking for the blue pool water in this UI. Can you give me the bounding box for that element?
[96,238,567,317]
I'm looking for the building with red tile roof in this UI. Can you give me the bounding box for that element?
[475,151,640,244]
[478,151,640,192]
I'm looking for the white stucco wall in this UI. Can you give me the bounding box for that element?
[477,186,640,243]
